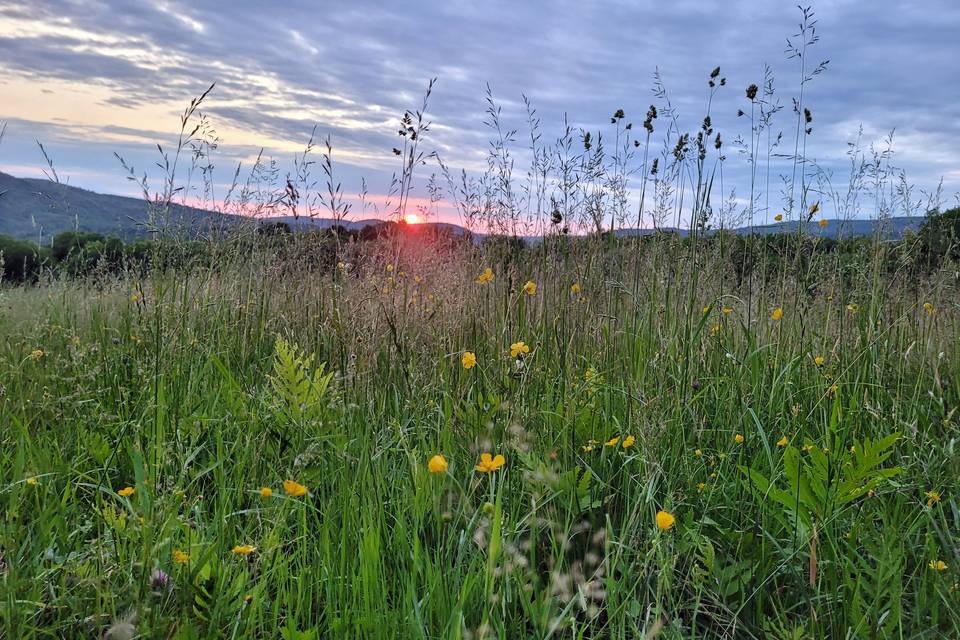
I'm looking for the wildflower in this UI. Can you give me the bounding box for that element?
[925,490,941,507]
[846,303,859,314]
[150,569,172,593]
[818,219,828,228]
[244,594,254,604]
[581,443,594,452]
[694,448,702,457]
[923,302,935,316]
[734,434,744,444]
[929,560,948,571]
[259,487,272,498]
[702,305,711,314]
[232,545,256,556]
[428,454,448,474]
[570,282,581,295]
[828,384,839,396]
[722,307,733,315]
[386,264,394,272]
[477,268,494,284]
[655,510,676,531]
[29,349,44,360]
[814,355,825,367]
[523,280,537,296]
[475,453,506,473]
[510,341,530,358]
[771,308,783,321]
[697,482,706,492]
[282,479,308,497]
[172,549,190,564]
[26,477,38,486]
[414,275,422,284]
[622,435,636,449]
[462,351,477,369]
[774,214,783,222]
[130,293,140,303]
[802,444,814,453]
[584,367,596,382]
[776,436,788,447]
[605,436,620,447]
[117,486,135,497]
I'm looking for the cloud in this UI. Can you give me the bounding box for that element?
[0,0,958,226]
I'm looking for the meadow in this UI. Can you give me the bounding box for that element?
[1,8,959,637]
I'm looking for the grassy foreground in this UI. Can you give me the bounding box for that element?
[1,234,958,638]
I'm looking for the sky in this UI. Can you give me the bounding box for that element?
[1,0,958,229]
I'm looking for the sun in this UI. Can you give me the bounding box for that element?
[404,213,420,224]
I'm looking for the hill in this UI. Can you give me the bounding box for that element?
[0,171,927,243]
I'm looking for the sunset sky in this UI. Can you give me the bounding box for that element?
[1,1,958,227]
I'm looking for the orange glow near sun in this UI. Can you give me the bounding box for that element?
[405,213,420,224]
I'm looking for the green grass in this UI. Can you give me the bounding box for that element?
[0,235,957,638]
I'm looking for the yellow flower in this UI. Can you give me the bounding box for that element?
[774,214,783,222]
[29,349,44,360]
[173,549,190,564]
[622,435,636,449]
[818,219,828,228]
[581,444,594,452]
[510,341,530,358]
[604,436,620,447]
[722,307,733,315]
[584,367,596,382]
[259,487,272,498]
[770,308,783,321]
[702,305,711,314]
[117,486,135,497]
[414,275,422,284]
[776,436,788,447]
[655,510,676,531]
[734,434,745,444]
[814,355,825,367]
[282,479,308,497]
[694,448,703,457]
[130,293,140,302]
[477,267,494,284]
[461,351,477,369]
[475,453,506,473]
[523,280,537,296]
[385,264,394,272]
[428,454,448,474]
[929,560,948,571]
[925,490,941,507]
[828,384,839,396]
[846,303,859,314]
[232,544,256,556]
[570,282,581,295]
[697,482,706,492]
[26,477,38,486]
[923,302,935,316]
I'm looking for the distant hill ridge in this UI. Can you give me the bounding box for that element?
[0,171,925,242]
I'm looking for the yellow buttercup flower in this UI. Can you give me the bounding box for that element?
[655,510,676,531]
[776,436,788,447]
[818,219,828,228]
[523,280,537,296]
[117,486,135,497]
[283,479,308,497]
[622,435,636,449]
[929,560,948,571]
[814,355,825,367]
[770,308,783,321]
[475,453,506,473]
[923,302,935,316]
[477,268,494,284]
[29,349,44,360]
[173,549,190,564]
[721,307,733,315]
[774,214,783,222]
[510,341,530,358]
[232,545,256,556]
[802,444,814,453]
[461,351,477,369]
[925,490,941,507]
[605,436,620,447]
[734,434,745,444]
[570,282,581,295]
[428,454,448,474]
[259,487,272,498]
[847,303,859,314]
[697,482,706,492]
[694,448,703,457]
